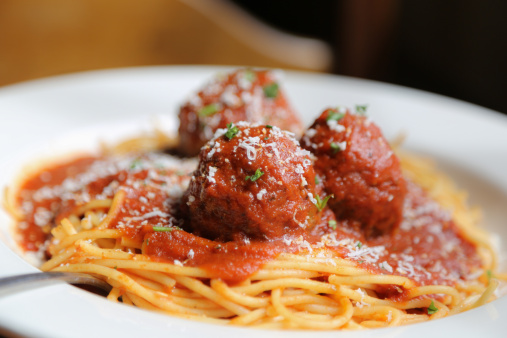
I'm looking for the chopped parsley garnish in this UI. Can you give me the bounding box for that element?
[153,226,176,232]
[244,70,256,82]
[198,103,220,117]
[114,265,118,270]
[215,244,222,249]
[358,260,364,264]
[356,241,363,248]
[245,169,264,182]
[326,110,345,122]
[328,220,337,230]
[427,301,439,314]
[263,83,279,98]
[315,194,333,212]
[355,104,368,115]
[264,137,269,140]
[225,123,239,140]
[315,176,320,185]
[330,142,344,154]
[266,125,273,129]
[130,158,142,170]
[487,269,494,283]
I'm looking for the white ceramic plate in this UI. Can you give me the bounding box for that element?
[0,66,506,337]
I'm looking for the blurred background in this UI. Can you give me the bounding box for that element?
[0,0,505,113]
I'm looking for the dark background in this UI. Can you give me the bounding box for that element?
[231,0,507,114]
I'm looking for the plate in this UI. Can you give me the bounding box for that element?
[0,66,506,337]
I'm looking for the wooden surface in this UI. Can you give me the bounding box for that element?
[0,0,332,87]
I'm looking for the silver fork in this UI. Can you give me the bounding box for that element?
[0,271,111,297]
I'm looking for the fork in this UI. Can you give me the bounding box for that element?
[0,271,111,297]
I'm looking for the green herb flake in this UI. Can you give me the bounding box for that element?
[225,123,239,140]
[315,194,334,212]
[356,241,362,248]
[355,104,368,115]
[152,227,173,232]
[358,260,364,264]
[427,301,439,315]
[198,103,220,117]
[330,142,343,154]
[266,125,273,129]
[328,220,337,230]
[315,176,320,185]
[326,110,345,122]
[244,70,256,82]
[264,137,269,140]
[114,265,118,270]
[245,169,264,182]
[487,269,494,283]
[215,244,222,250]
[130,158,142,170]
[263,83,279,98]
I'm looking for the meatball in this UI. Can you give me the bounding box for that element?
[178,69,303,156]
[182,122,323,241]
[300,108,406,237]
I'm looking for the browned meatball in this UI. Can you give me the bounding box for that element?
[182,123,324,241]
[300,108,406,238]
[178,69,303,156]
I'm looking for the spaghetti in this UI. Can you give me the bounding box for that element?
[4,69,503,330]
[5,132,501,330]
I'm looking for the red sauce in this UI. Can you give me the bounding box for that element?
[14,152,482,294]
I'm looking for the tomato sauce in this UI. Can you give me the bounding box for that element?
[13,152,482,291]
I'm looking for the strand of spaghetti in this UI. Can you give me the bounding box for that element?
[470,279,499,309]
[77,240,135,260]
[121,293,134,306]
[210,279,269,308]
[51,229,122,253]
[262,260,364,275]
[128,269,176,289]
[170,288,207,299]
[51,263,208,315]
[229,308,266,326]
[40,245,77,271]
[428,299,450,320]
[282,292,343,307]
[170,295,227,310]
[231,278,337,296]
[172,275,249,316]
[60,218,77,236]
[250,269,321,279]
[72,199,113,216]
[355,306,403,327]
[292,303,342,315]
[96,190,126,230]
[277,253,358,266]
[457,281,487,294]
[329,274,415,289]
[332,285,435,309]
[400,313,429,326]
[408,285,461,307]
[271,288,352,329]
[107,287,121,302]
[87,258,211,278]
[126,291,161,311]
[125,272,166,292]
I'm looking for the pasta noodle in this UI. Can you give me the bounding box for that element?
[7,140,502,330]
